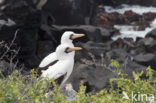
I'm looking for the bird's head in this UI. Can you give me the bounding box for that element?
[61,31,85,44]
[56,44,82,60]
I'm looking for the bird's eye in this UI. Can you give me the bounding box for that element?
[65,47,70,53]
[69,34,74,40]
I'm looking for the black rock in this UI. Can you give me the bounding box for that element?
[68,58,146,93]
[37,40,56,59]
[111,38,135,52]
[68,63,118,93]
[134,53,156,69]
[137,37,156,53]
[145,28,156,39]
[0,0,42,68]
[43,0,100,25]
[68,41,146,93]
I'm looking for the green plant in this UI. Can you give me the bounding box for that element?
[0,60,155,103]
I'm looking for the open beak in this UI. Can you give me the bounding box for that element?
[67,47,82,52]
[71,34,85,39]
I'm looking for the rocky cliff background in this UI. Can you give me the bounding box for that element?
[0,0,156,93]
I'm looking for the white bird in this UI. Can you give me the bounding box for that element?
[40,44,82,86]
[39,31,85,68]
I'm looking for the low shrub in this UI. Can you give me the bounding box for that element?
[0,60,155,103]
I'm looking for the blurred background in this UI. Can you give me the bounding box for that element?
[0,0,156,93]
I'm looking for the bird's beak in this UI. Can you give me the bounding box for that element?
[67,47,82,52]
[71,34,85,39]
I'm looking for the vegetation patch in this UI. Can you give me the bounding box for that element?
[0,60,156,103]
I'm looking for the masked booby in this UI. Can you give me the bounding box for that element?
[40,44,82,86]
[38,31,85,68]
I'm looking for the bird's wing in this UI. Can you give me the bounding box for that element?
[36,60,58,76]
[41,61,70,79]
[41,60,72,85]
[41,61,67,79]
[39,52,57,68]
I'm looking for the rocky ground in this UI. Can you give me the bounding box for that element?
[0,0,156,93]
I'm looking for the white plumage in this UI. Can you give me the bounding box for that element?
[39,31,84,68]
[39,53,57,68]
[41,44,82,86]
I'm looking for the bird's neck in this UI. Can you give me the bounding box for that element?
[61,40,72,44]
[58,57,74,61]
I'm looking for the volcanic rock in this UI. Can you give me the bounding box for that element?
[124,10,141,23]
[145,28,156,39]
[143,12,156,21]
[134,53,156,69]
